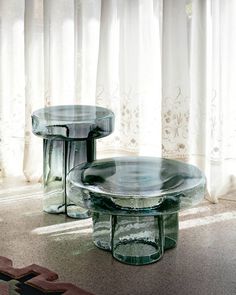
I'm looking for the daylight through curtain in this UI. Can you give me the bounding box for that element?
[0,0,236,202]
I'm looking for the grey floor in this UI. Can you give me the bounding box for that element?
[0,182,236,295]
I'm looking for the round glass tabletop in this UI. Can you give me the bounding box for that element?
[32,105,114,140]
[67,157,206,215]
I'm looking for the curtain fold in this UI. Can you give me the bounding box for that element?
[0,0,25,178]
[96,0,162,156]
[208,0,236,201]
[0,0,236,202]
[24,0,44,181]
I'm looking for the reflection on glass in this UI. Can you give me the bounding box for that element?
[32,105,114,218]
[67,157,206,264]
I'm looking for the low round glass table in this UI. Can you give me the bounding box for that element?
[67,157,206,265]
[32,105,114,218]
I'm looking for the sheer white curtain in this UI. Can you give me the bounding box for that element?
[0,0,236,202]
[208,0,236,201]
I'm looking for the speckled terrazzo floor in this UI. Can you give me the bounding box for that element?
[0,181,236,295]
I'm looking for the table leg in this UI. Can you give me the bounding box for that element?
[111,215,164,265]
[92,213,112,251]
[65,139,95,218]
[43,138,95,218]
[163,212,179,249]
[91,212,179,253]
[43,139,64,214]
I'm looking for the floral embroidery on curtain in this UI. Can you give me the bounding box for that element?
[0,0,236,202]
[162,87,189,158]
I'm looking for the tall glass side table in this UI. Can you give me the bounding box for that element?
[67,157,206,265]
[32,105,114,218]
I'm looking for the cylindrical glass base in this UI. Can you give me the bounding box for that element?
[43,139,95,218]
[91,212,179,254]
[92,213,112,251]
[111,216,164,265]
[163,213,179,250]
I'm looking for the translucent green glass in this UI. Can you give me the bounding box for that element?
[67,157,206,264]
[32,105,114,218]
[92,213,111,251]
[43,139,94,218]
[88,212,178,254]
[112,215,164,265]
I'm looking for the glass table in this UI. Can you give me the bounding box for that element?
[67,157,206,265]
[32,105,114,218]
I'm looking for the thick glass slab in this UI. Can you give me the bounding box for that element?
[67,157,206,215]
[32,105,114,140]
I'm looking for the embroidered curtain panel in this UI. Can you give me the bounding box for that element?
[0,0,236,202]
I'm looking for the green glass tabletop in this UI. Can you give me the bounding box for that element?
[67,157,206,215]
[32,105,114,140]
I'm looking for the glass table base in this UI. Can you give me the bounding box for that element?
[112,215,164,265]
[92,213,112,250]
[43,139,94,219]
[163,213,178,250]
[113,240,163,265]
[92,212,179,262]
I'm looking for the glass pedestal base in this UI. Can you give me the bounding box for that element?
[92,213,111,250]
[43,139,94,219]
[92,212,178,264]
[163,213,178,250]
[112,215,164,265]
